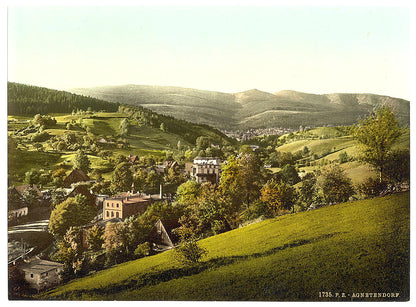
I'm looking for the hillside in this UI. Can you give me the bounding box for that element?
[71,85,410,130]
[41,192,410,301]
[7,83,233,186]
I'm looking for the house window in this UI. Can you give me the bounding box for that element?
[111,211,114,217]
[116,203,119,208]
[116,212,119,218]
[106,211,109,217]
[30,273,34,278]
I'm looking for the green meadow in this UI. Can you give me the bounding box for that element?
[41,192,409,301]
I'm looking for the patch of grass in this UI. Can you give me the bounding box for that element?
[41,192,409,301]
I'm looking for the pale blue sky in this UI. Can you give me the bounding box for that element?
[8,5,410,99]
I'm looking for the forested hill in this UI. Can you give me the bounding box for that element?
[8,82,119,115]
[71,84,410,130]
[7,82,233,146]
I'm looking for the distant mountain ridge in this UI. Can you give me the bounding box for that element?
[71,85,410,130]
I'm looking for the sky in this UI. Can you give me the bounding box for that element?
[7,2,412,99]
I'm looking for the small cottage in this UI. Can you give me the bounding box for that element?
[18,259,64,291]
[63,169,91,188]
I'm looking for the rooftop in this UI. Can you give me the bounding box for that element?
[19,259,64,274]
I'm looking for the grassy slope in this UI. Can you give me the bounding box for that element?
[275,127,410,185]
[8,112,198,184]
[42,192,410,301]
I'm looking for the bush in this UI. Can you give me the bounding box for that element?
[240,200,273,222]
[173,239,207,265]
[320,165,354,204]
[31,131,50,142]
[357,177,388,198]
[134,242,152,258]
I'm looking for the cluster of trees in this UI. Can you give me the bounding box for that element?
[118,104,233,147]
[50,200,184,279]
[8,82,118,116]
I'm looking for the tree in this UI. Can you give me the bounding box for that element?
[110,162,133,194]
[195,136,212,151]
[218,156,245,215]
[50,188,68,209]
[24,169,41,185]
[21,187,40,209]
[338,151,349,164]
[279,164,300,185]
[299,172,318,209]
[52,168,67,187]
[49,195,97,237]
[172,232,207,266]
[119,118,130,136]
[87,225,105,251]
[52,227,88,281]
[73,149,91,173]
[320,165,354,204]
[355,106,402,181]
[175,181,202,207]
[383,149,410,184]
[260,179,297,215]
[219,154,265,217]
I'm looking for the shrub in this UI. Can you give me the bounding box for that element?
[338,151,350,163]
[240,199,273,222]
[31,131,50,142]
[134,242,152,258]
[357,177,388,198]
[173,238,207,266]
[320,165,354,204]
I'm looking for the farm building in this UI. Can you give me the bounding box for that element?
[17,258,64,291]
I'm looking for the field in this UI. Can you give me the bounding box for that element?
[41,192,410,301]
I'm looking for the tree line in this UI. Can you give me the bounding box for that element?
[8,82,119,115]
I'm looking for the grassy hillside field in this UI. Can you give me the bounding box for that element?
[7,111,229,185]
[41,192,410,301]
[274,127,410,185]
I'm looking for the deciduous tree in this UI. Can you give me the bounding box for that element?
[355,106,402,181]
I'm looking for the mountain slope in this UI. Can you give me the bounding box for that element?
[41,192,410,301]
[71,85,410,130]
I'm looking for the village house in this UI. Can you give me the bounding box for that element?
[103,193,153,220]
[8,184,44,221]
[185,157,222,185]
[17,258,64,291]
[147,219,181,252]
[9,207,29,219]
[67,184,96,206]
[63,169,93,188]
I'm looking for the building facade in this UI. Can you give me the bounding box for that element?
[103,194,152,220]
[187,157,222,184]
[18,259,64,291]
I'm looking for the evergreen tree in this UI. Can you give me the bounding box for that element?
[110,162,133,194]
[73,149,91,173]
